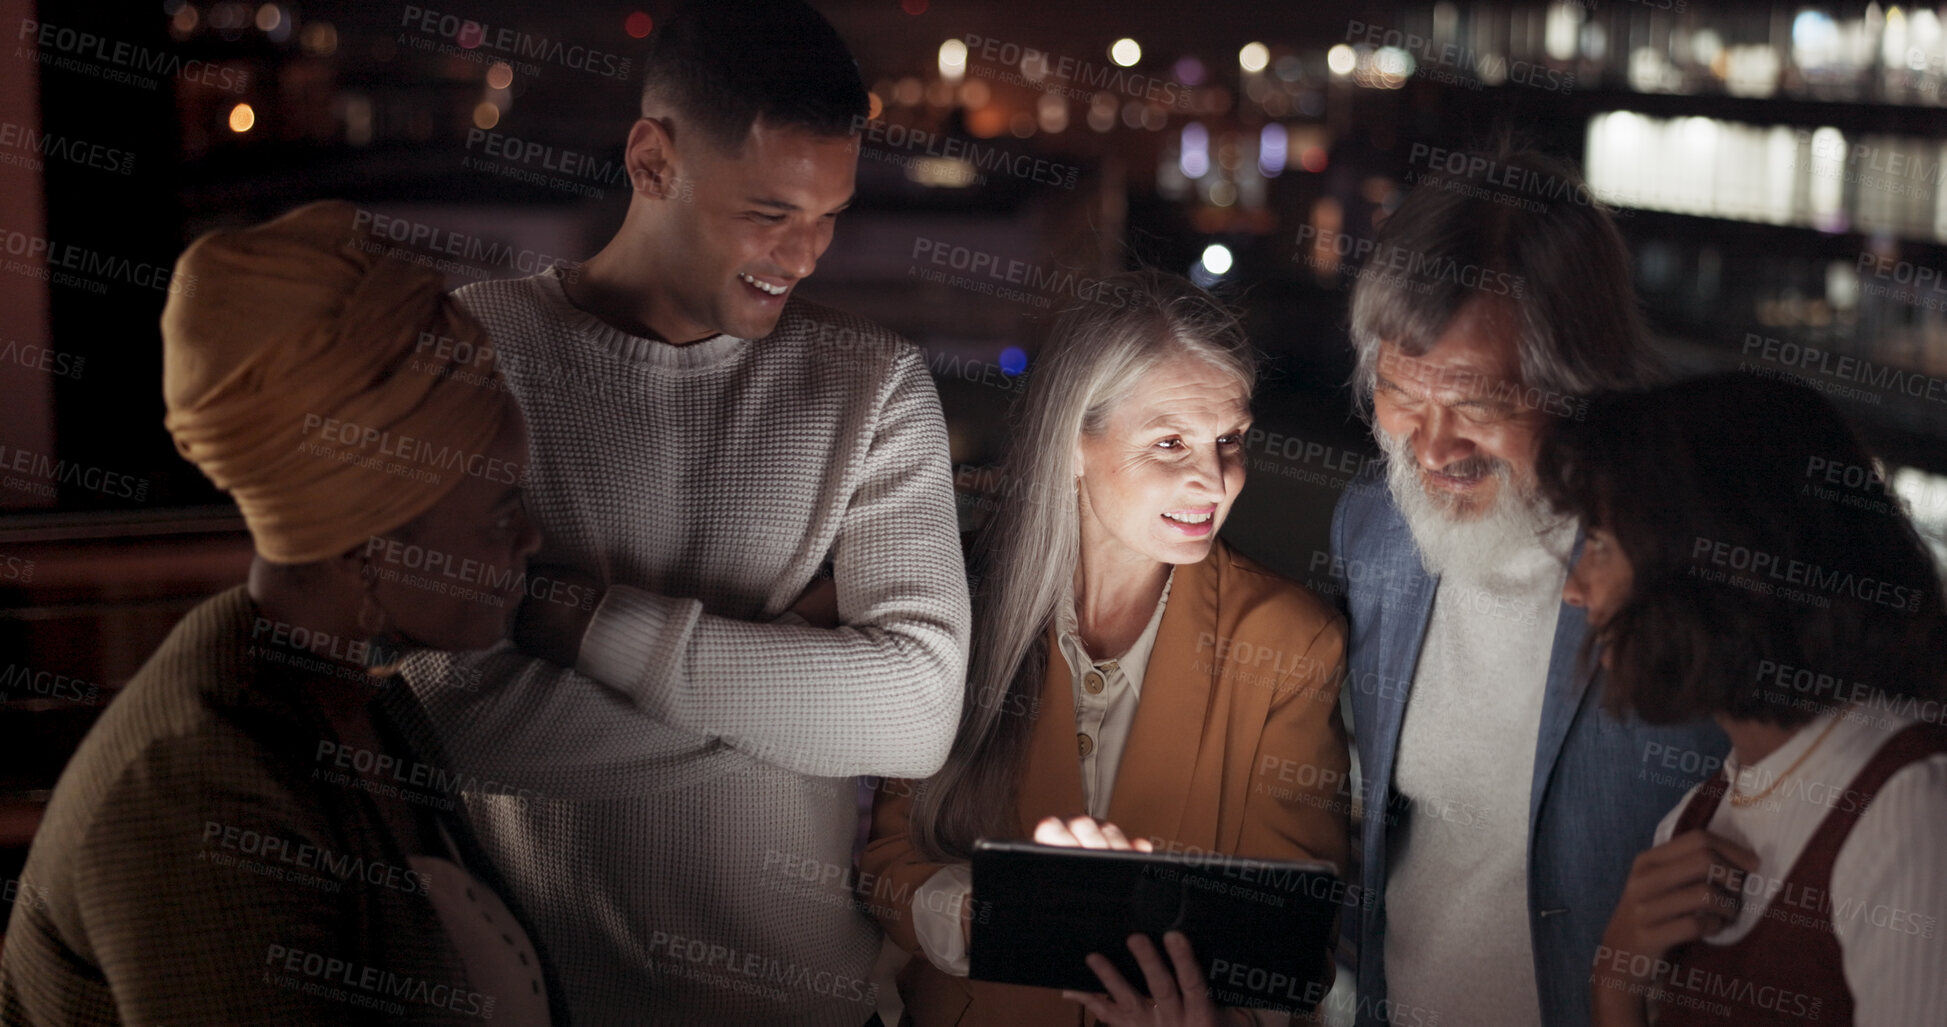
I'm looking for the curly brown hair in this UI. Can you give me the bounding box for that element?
[1535,372,1947,727]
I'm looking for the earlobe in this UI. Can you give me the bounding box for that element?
[625,117,676,200]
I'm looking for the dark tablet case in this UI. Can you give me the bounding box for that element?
[968,840,1341,1014]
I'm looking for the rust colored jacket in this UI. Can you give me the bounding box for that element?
[862,540,1350,1027]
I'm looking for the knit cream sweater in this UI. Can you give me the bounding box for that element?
[401,266,970,1026]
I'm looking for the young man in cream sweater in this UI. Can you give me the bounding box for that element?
[401,4,969,1024]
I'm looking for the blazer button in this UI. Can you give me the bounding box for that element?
[1082,670,1106,694]
[1077,732,1095,757]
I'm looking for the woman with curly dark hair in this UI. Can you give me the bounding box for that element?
[1533,371,1947,1027]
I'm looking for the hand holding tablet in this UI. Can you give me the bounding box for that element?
[1031,814,1156,854]
[1066,930,1229,1026]
[968,817,1340,1018]
[1027,817,1223,1023]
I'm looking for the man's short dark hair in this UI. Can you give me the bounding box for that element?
[639,0,868,151]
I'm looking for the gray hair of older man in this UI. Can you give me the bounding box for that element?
[1347,149,1662,418]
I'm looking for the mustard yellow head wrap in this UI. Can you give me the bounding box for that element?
[161,201,517,564]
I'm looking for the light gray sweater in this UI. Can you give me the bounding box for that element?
[401,267,970,1026]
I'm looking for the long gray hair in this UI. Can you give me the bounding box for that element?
[1348,148,1661,417]
[908,269,1256,863]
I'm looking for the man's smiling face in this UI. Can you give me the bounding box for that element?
[659,119,858,341]
[1370,294,1545,521]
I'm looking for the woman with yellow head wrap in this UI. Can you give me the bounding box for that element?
[0,202,563,1026]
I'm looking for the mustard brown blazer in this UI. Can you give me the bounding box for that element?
[862,538,1350,1027]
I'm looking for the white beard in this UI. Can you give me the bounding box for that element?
[1377,426,1561,580]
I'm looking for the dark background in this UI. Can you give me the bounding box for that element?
[5,0,1947,961]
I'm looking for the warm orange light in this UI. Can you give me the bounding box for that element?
[299,22,337,56]
[486,62,514,89]
[227,103,255,133]
[624,11,653,39]
[966,105,1008,138]
[473,102,501,130]
[867,92,884,119]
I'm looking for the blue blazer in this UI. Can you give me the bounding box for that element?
[1327,470,1726,1027]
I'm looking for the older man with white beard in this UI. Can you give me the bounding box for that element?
[1325,151,1729,1027]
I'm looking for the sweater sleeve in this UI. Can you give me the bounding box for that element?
[71,735,380,1026]
[572,346,971,778]
[858,775,954,956]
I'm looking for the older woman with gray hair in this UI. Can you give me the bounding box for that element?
[863,270,1350,1027]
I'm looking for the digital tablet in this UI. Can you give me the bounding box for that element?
[968,840,1342,1014]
